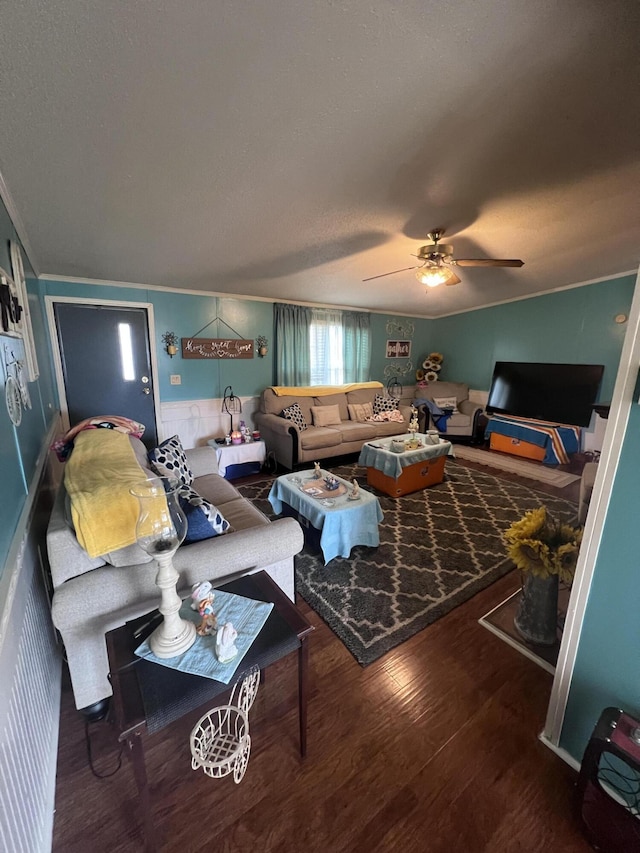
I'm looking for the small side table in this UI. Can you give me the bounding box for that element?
[106,571,313,852]
[207,438,266,479]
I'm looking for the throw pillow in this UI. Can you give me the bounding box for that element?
[310,404,342,427]
[148,435,193,486]
[433,396,459,413]
[178,485,231,543]
[281,402,308,431]
[373,394,399,415]
[348,402,374,422]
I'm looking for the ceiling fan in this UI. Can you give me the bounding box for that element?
[362,228,524,287]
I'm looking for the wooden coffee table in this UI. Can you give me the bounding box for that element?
[106,571,314,852]
[358,435,452,497]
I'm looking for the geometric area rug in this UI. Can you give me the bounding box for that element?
[237,461,578,667]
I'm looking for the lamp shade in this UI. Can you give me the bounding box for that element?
[416,266,454,288]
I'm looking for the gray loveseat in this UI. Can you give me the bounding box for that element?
[254,383,412,470]
[47,434,303,712]
[413,381,484,441]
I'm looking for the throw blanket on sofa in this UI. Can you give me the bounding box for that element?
[270,381,383,396]
[65,430,150,558]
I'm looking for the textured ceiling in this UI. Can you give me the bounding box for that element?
[0,1,639,317]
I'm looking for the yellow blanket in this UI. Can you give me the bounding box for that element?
[270,381,383,397]
[65,430,150,558]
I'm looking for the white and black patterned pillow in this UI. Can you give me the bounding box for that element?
[281,402,308,431]
[148,435,193,486]
[373,394,399,415]
[178,485,231,541]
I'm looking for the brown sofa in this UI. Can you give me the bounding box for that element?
[254,383,412,470]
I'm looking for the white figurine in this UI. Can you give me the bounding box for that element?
[215,622,238,663]
[190,581,217,636]
[313,461,322,479]
[348,479,361,501]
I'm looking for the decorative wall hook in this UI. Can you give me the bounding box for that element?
[162,331,179,358]
[256,335,268,357]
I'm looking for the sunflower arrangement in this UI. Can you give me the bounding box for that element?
[416,352,444,383]
[504,506,582,584]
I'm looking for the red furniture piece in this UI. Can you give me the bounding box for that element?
[576,706,640,852]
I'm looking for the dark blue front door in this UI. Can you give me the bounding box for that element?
[54,302,158,447]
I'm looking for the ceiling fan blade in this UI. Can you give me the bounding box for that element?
[454,258,524,268]
[444,271,461,286]
[362,265,418,282]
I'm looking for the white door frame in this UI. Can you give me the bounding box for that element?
[543,265,640,750]
[44,295,163,440]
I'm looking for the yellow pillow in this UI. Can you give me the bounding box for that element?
[311,404,342,427]
[348,402,374,422]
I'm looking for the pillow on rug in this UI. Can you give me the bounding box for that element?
[281,402,308,431]
[373,394,399,415]
[149,435,193,486]
[348,402,374,422]
[433,396,459,413]
[311,404,342,427]
[178,485,231,543]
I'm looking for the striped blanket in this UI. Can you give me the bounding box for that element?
[485,414,581,465]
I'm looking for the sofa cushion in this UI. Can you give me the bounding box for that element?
[149,435,193,485]
[299,426,343,450]
[282,402,308,431]
[348,402,374,422]
[339,421,378,441]
[178,486,231,543]
[312,393,349,421]
[310,404,342,427]
[192,473,245,506]
[216,496,271,530]
[373,394,399,414]
[433,395,459,413]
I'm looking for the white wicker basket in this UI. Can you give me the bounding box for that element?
[190,705,251,784]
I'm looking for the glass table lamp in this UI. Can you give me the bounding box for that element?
[130,476,196,658]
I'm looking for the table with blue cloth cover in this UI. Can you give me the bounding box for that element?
[268,470,383,564]
[358,434,452,496]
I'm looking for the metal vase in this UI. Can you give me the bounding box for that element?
[514,572,559,646]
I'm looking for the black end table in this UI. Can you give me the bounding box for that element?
[106,571,314,852]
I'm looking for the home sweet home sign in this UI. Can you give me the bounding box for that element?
[181,337,254,359]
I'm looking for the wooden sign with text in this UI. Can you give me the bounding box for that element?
[181,337,254,359]
[386,340,411,358]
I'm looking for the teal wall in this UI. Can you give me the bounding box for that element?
[428,276,635,401]
[0,200,57,577]
[42,279,433,397]
[559,398,640,761]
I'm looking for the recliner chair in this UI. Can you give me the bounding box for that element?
[413,381,484,442]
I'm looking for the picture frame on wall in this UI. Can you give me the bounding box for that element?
[386,340,411,359]
[9,240,39,381]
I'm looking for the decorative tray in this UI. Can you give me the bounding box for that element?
[300,479,348,499]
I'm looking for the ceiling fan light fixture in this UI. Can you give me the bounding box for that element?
[416,266,454,288]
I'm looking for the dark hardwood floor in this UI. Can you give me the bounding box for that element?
[52,454,590,852]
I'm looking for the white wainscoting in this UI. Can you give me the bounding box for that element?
[160,396,260,448]
[0,427,63,853]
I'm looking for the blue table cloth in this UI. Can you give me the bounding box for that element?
[358,434,452,480]
[268,470,383,564]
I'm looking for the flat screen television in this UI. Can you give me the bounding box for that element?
[486,362,604,427]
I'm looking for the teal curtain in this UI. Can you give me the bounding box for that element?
[274,303,311,385]
[342,310,371,383]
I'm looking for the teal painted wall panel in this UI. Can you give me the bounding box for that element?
[0,203,57,577]
[559,402,640,761]
[429,277,634,399]
[369,314,433,385]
